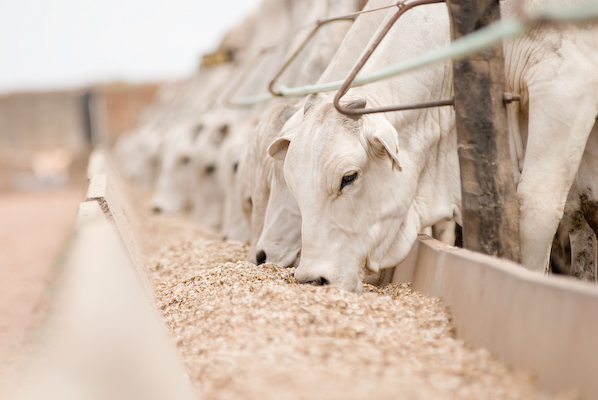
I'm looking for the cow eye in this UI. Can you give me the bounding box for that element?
[233,162,239,173]
[206,164,216,175]
[181,156,190,165]
[340,172,358,191]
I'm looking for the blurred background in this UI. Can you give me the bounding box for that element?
[0,0,260,189]
[0,1,259,388]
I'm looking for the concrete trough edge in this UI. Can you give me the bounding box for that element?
[392,234,598,399]
[51,200,198,400]
[37,147,199,399]
[85,149,153,299]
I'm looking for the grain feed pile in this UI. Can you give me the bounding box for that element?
[126,186,572,400]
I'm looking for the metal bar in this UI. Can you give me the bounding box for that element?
[268,17,354,96]
[230,1,598,106]
[229,2,402,106]
[447,0,521,262]
[333,0,451,116]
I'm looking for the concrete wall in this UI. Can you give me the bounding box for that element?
[0,90,87,152]
[0,84,160,153]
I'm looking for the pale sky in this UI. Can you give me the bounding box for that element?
[0,0,262,94]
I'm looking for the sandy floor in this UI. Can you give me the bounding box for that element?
[125,185,574,400]
[0,186,85,391]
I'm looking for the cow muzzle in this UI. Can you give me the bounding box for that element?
[294,268,330,286]
[294,266,361,292]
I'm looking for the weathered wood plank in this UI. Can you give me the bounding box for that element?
[447,0,521,262]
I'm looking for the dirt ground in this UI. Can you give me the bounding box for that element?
[0,185,85,391]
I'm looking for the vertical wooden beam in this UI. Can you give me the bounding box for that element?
[447,0,521,262]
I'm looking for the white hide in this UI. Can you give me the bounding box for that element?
[150,121,203,214]
[217,117,256,242]
[270,1,598,291]
[113,64,232,189]
[238,0,392,266]
[183,0,324,233]
[113,125,163,188]
[239,102,301,265]
[189,112,234,230]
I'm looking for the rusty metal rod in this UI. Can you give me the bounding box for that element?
[231,1,598,106]
[268,18,354,96]
[333,0,449,116]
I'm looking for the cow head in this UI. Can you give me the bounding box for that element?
[151,121,203,214]
[240,102,302,266]
[114,125,164,188]
[218,118,255,243]
[190,116,231,230]
[268,94,451,292]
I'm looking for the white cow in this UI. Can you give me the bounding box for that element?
[113,123,164,188]
[189,111,239,230]
[157,0,360,241]
[150,120,203,214]
[238,102,301,264]
[269,1,598,291]
[218,116,258,242]
[113,63,233,190]
[239,0,392,265]
[148,0,301,233]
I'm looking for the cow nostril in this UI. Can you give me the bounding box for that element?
[306,277,329,286]
[256,250,267,265]
[222,236,228,241]
[152,206,162,214]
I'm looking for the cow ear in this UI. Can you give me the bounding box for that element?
[268,137,291,161]
[368,128,402,172]
[212,123,230,145]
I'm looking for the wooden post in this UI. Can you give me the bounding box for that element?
[447,0,521,262]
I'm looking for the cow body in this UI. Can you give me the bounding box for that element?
[270,1,598,291]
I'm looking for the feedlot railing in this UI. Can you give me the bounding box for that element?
[230,1,598,107]
[224,2,402,107]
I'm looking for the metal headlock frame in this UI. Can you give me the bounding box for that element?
[334,0,454,116]
[268,17,355,96]
[229,1,598,107]
[227,2,402,106]
[267,2,403,96]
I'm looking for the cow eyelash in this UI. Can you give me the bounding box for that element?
[340,172,358,192]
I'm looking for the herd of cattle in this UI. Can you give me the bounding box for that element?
[114,0,598,291]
